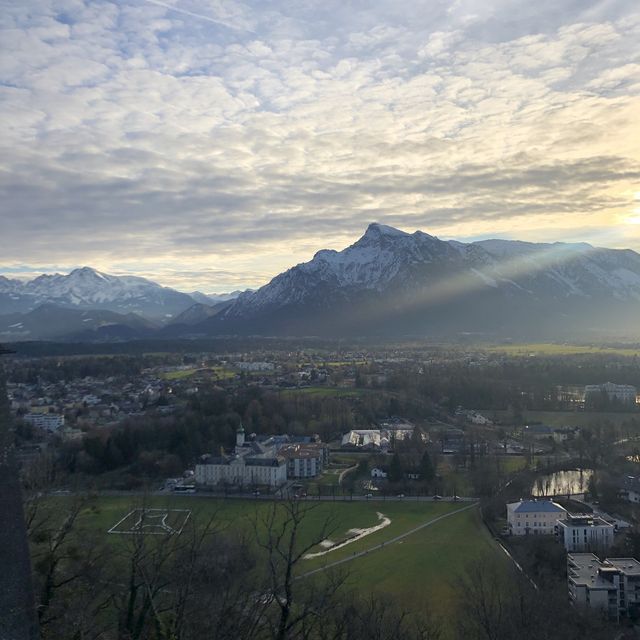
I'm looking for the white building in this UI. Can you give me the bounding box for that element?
[506,499,568,536]
[279,443,328,478]
[235,361,275,371]
[195,425,287,488]
[341,430,382,449]
[23,413,65,432]
[559,515,615,553]
[568,553,640,620]
[584,382,637,405]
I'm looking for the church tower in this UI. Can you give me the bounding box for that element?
[236,422,245,448]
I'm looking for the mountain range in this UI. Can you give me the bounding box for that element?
[4,223,640,341]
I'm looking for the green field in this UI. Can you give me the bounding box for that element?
[342,507,502,616]
[280,386,369,398]
[492,409,640,427]
[48,495,501,637]
[482,342,640,357]
[162,366,236,380]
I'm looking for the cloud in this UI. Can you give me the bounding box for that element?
[0,0,639,291]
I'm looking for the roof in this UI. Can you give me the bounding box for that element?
[568,554,640,589]
[509,499,567,514]
[559,515,614,529]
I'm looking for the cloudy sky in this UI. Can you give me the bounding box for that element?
[1,0,639,292]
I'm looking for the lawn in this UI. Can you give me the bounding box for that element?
[341,507,504,626]
[481,342,640,357]
[491,409,640,428]
[161,368,198,380]
[280,386,369,398]
[44,496,503,638]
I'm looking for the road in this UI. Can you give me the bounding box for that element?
[49,488,476,503]
[295,502,479,580]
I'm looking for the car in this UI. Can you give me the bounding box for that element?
[365,493,373,499]
[433,495,442,501]
[253,490,261,496]
[396,493,405,498]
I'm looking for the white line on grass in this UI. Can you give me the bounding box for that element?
[295,502,478,580]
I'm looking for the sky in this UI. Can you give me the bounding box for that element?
[1,0,639,293]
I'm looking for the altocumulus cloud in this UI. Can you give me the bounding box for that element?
[0,0,639,291]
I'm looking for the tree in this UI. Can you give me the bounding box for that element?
[253,499,346,640]
[388,453,404,483]
[419,450,435,485]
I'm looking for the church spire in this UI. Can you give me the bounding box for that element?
[236,421,245,447]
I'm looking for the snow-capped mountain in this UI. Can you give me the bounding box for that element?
[201,223,640,338]
[0,267,199,320]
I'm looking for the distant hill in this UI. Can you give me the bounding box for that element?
[0,304,155,342]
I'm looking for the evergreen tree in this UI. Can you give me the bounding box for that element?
[419,450,436,484]
[388,453,403,483]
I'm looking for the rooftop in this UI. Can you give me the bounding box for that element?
[559,515,614,529]
[568,554,640,589]
[509,499,567,514]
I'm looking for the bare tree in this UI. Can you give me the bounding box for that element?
[253,499,346,640]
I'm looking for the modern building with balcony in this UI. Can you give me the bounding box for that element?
[568,553,640,621]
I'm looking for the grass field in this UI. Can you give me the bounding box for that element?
[491,409,640,427]
[482,342,640,357]
[280,386,369,398]
[45,495,500,636]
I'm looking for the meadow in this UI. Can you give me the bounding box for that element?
[491,409,640,428]
[46,495,503,636]
[481,342,640,357]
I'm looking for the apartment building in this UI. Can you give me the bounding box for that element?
[558,515,615,553]
[568,553,640,620]
[278,443,328,478]
[23,413,64,432]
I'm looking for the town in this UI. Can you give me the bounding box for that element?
[4,340,640,638]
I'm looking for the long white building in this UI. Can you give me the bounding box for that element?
[584,382,637,405]
[195,425,287,488]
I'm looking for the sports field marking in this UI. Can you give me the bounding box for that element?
[108,508,192,535]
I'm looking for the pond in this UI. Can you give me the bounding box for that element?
[531,469,594,497]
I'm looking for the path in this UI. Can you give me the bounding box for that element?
[295,502,478,580]
[338,464,357,487]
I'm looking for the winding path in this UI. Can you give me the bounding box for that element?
[295,501,478,580]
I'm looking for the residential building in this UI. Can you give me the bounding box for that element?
[568,553,640,620]
[341,430,383,449]
[559,515,615,553]
[278,443,328,478]
[23,413,64,432]
[523,424,554,439]
[506,499,568,536]
[585,382,637,405]
[620,476,640,504]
